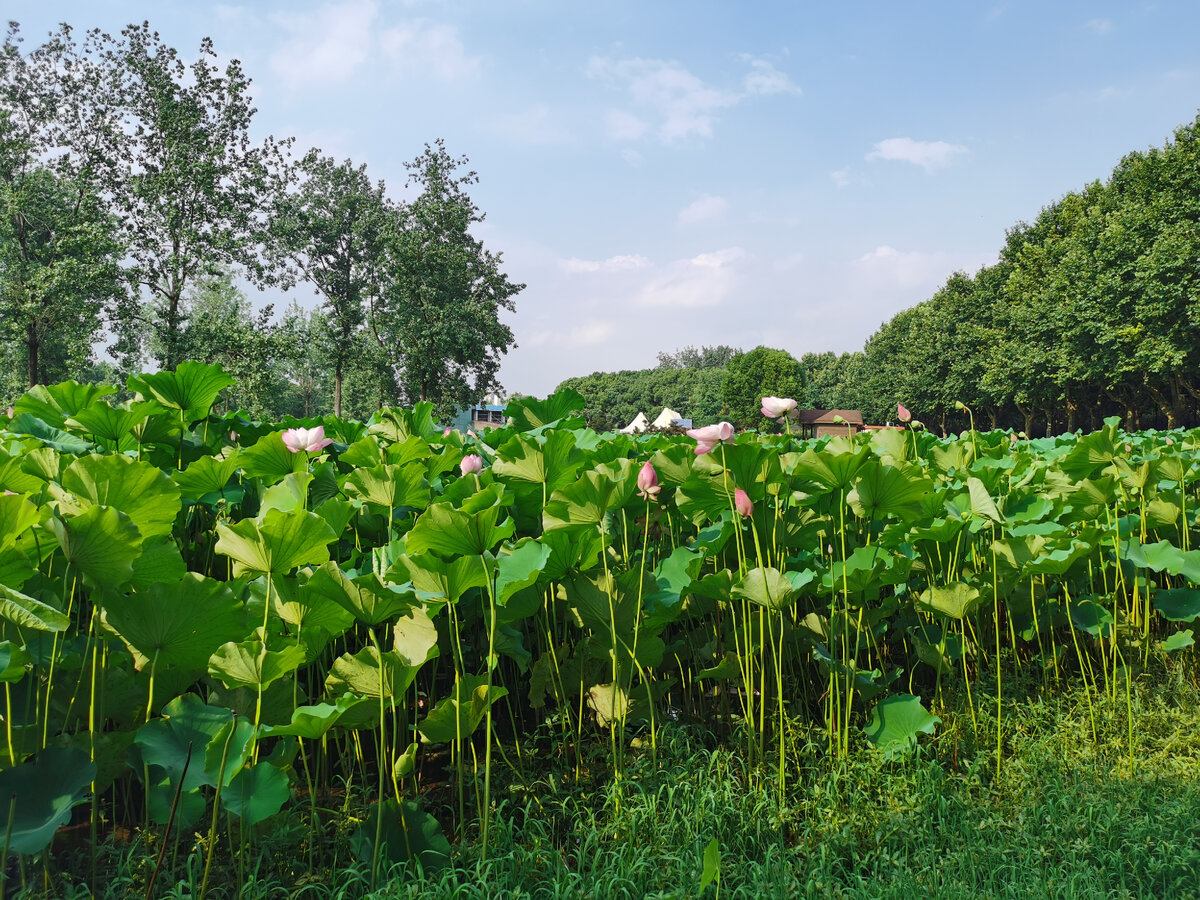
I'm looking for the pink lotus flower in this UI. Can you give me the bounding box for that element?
[281,425,332,454]
[637,461,660,500]
[443,426,452,437]
[734,488,753,518]
[229,431,238,442]
[686,421,734,455]
[897,403,912,423]
[761,397,797,420]
[460,454,483,476]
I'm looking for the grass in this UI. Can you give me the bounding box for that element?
[17,661,1200,899]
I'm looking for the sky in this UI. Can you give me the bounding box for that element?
[9,1,1200,398]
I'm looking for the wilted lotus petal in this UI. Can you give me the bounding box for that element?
[734,489,753,518]
[460,454,483,476]
[760,396,797,420]
[637,461,660,499]
[281,425,333,453]
[897,403,912,423]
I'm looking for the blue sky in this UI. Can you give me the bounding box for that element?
[11,1,1200,397]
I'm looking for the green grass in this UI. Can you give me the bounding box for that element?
[20,665,1200,899]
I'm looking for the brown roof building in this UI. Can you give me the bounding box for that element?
[795,409,864,439]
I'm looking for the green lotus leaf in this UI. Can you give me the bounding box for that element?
[173,454,242,501]
[390,552,489,605]
[260,472,315,515]
[203,716,257,789]
[492,430,581,494]
[304,562,415,626]
[215,507,337,578]
[368,403,440,443]
[208,641,307,691]
[7,413,92,455]
[407,484,514,557]
[223,762,290,825]
[1153,589,1200,622]
[0,453,44,495]
[967,476,1004,524]
[134,694,235,796]
[916,582,982,620]
[128,361,235,423]
[0,747,95,855]
[14,381,116,428]
[0,493,38,553]
[392,606,440,667]
[495,539,551,606]
[326,646,421,700]
[787,443,870,494]
[64,402,149,445]
[102,573,246,672]
[418,673,507,744]
[259,694,374,740]
[0,641,32,682]
[1121,539,1200,581]
[849,459,934,520]
[504,388,584,430]
[732,566,811,611]
[350,798,450,871]
[129,538,189,592]
[342,463,429,511]
[48,506,142,589]
[60,454,181,539]
[863,693,941,758]
[1160,629,1195,652]
[543,467,634,534]
[239,431,309,485]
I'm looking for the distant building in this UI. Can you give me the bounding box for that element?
[621,407,693,433]
[796,409,864,439]
[450,392,507,431]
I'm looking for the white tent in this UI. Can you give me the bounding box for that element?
[652,407,682,429]
[619,411,649,433]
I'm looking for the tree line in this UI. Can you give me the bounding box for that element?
[0,22,521,420]
[562,114,1200,436]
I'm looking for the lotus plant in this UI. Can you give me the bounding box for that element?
[281,425,333,453]
[760,396,797,420]
[637,461,661,500]
[734,488,753,518]
[686,421,735,455]
[460,454,483,477]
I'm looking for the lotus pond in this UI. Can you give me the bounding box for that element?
[0,363,1198,897]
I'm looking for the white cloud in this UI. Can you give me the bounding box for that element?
[866,137,968,171]
[741,57,802,96]
[588,56,739,143]
[526,320,616,348]
[1084,18,1114,36]
[271,0,378,87]
[636,247,743,307]
[620,148,646,167]
[379,20,481,81]
[830,166,852,188]
[677,195,728,225]
[269,1,478,89]
[560,254,651,274]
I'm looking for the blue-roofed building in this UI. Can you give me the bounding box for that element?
[449,392,507,432]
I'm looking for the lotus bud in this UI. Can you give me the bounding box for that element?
[4,407,11,418]
[281,425,333,453]
[637,461,661,500]
[760,396,797,420]
[897,403,912,423]
[229,431,238,442]
[954,401,966,411]
[734,488,753,518]
[443,426,452,437]
[460,454,483,476]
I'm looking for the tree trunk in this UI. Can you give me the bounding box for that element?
[26,323,39,388]
[334,356,343,418]
[1014,400,1035,438]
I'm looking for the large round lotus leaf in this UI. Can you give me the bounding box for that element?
[0,493,38,554]
[1154,589,1200,622]
[172,454,242,502]
[14,382,115,427]
[215,507,336,578]
[239,432,308,485]
[64,402,148,446]
[0,747,95,855]
[916,582,982,621]
[208,641,306,691]
[350,798,450,871]
[48,505,142,589]
[222,762,290,825]
[326,646,421,701]
[417,674,507,744]
[0,641,32,683]
[128,361,234,422]
[392,606,439,667]
[134,694,236,794]
[863,694,941,759]
[103,573,246,672]
[342,463,429,511]
[304,562,414,626]
[260,694,374,740]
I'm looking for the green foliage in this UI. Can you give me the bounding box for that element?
[721,345,805,430]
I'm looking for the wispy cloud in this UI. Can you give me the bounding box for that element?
[677,195,728,225]
[588,55,799,144]
[853,245,990,291]
[491,104,573,145]
[526,319,616,347]
[379,20,480,81]
[271,0,378,87]
[635,247,744,307]
[741,56,802,96]
[1084,18,1114,36]
[830,166,852,188]
[866,137,968,172]
[560,254,651,274]
[269,0,479,89]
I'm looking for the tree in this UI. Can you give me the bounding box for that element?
[101,23,290,370]
[721,346,805,430]
[656,345,738,370]
[271,150,388,417]
[0,166,127,389]
[372,140,523,421]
